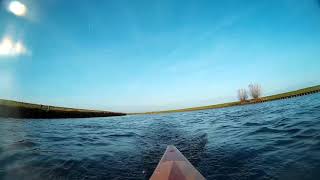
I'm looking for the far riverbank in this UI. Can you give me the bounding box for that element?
[141,85,320,114]
[1,85,319,118]
[0,99,126,119]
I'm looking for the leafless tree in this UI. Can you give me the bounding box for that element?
[238,88,248,102]
[248,83,262,99]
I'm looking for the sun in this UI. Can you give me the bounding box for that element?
[8,1,27,17]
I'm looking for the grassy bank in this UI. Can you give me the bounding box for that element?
[0,99,126,119]
[1,85,319,118]
[142,85,320,114]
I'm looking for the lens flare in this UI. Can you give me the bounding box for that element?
[0,37,27,57]
[8,1,27,17]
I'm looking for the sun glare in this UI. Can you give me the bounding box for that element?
[8,1,27,17]
[0,37,27,57]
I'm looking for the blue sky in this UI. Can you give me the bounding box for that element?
[0,0,320,112]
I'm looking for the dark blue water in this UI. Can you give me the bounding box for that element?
[1,94,320,180]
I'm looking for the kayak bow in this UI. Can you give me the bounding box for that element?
[150,145,205,180]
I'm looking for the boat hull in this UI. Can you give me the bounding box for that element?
[150,145,205,180]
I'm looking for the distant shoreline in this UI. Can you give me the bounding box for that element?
[0,100,126,119]
[139,85,320,114]
[1,85,319,119]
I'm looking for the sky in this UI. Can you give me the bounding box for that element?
[0,0,320,112]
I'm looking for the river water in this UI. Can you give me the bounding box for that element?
[1,94,320,180]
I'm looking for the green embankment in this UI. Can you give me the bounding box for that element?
[142,85,320,114]
[0,99,126,118]
[261,85,320,101]
[1,85,319,118]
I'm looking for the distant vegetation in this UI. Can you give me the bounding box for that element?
[237,88,248,102]
[249,83,262,99]
[238,83,262,102]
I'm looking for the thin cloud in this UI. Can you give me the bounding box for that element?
[165,4,262,60]
[0,36,29,57]
[0,70,14,98]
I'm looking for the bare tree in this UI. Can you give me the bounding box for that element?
[237,88,248,102]
[248,83,262,99]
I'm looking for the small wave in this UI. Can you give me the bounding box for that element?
[240,111,256,118]
[284,128,301,134]
[88,142,111,146]
[285,120,316,129]
[310,141,320,151]
[10,140,37,148]
[105,132,137,138]
[313,104,320,110]
[292,135,313,140]
[273,117,291,128]
[47,136,70,142]
[216,124,232,129]
[293,110,312,116]
[244,122,260,126]
[297,128,318,136]
[270,108,287,114]
[79,137,96,141]
[251,127,282,134]
[273,122,287,128]
[251,127,301,135]
[274,139,296,146]
[189,118,204,124]
[77,124,103,129]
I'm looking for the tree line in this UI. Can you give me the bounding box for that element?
[238,83,262,102]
